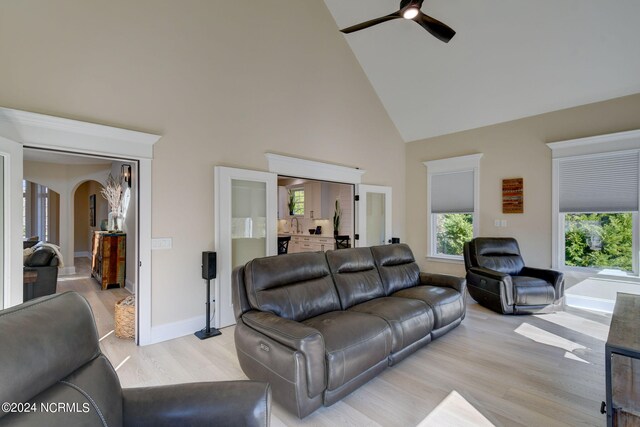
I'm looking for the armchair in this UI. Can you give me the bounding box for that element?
[0,292,271,427]
[23,246,60,302]
[463,237,564,314]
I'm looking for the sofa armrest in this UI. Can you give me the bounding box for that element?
[467,266,509,282]
[419,272,466,294]
[123,381,270,427]
[242,311,326,397]
[520,266,564,294]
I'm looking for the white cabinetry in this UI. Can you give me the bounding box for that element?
[288,235,334,252]
[304,182,336,219]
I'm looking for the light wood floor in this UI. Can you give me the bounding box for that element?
[85,288,610,427]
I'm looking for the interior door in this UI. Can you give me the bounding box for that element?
[0,136,24,309]
[356,184,392,247]
[215,166,277,328]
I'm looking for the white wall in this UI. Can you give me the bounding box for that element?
[0,1,405,330]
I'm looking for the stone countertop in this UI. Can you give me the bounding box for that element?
[278,233,334,239]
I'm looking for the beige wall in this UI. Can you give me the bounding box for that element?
[74,180,108,253]
[0,1,405,327]
[406,93,640,277]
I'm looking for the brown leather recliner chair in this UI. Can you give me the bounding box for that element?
[0,292,271,427]
[463,237,564,314]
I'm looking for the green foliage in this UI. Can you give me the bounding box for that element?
[436,214,473,256]
[564,213,632,271]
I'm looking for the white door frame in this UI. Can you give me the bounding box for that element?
[0,108,160,346]
[0,136,24,308]
[356,184,392,247]
[214,166,278,327]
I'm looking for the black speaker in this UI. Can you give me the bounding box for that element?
[202,251,217,280]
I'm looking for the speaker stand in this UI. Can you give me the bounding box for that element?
[195,278,221,340]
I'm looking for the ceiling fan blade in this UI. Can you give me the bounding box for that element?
[340,11,402,34]
[415,11,456,43]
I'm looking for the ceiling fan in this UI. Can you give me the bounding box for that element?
[339,0,456,43]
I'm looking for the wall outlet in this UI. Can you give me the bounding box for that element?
[152,238,172,250]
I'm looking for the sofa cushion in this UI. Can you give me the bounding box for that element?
[303,311,391,392]
[25,248,55,267]
[326,248,385,309]
[244,253,341,322]
[349,297,433,354]
[392,286,464,330]
[513,276,556,306]
[370,244,420,295]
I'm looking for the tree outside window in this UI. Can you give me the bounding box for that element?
[435,213,473,256]
[564,213,633,272]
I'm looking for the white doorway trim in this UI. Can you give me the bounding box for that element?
[356,184,393,247]
[265,153,366,184]
[0,107,161,346]
[214,166,278,328]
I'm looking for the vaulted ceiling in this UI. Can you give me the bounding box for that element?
[323,0,640,142]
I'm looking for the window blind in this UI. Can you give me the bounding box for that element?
[431,170,474,213]
[559,151,639,213]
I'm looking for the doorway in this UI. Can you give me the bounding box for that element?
[0,106,159,345]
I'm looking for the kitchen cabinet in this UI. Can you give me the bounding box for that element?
[278,186,289,219]
[304,182,336,219]
[286,234,334,253]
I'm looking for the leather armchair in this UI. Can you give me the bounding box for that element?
[0,292,271,427]
[463,237,564,314]
[23,246,59,302]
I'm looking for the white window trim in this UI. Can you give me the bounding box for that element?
[548,129,640,273]
[423,153,482,261]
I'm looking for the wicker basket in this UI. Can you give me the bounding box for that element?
[115,296,135,339]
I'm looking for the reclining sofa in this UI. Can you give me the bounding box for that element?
[232,244,466,418]
[0,291,271,427]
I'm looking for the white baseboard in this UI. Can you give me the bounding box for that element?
[149,315,206,345]
[566,294,614,313]
[125,279,135,294]
[59,266,77,276]
[74,251,91,259]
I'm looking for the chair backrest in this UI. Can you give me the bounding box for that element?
[243,252,341,322]
[277,236,291,255]
[334,235,350,250]
[466,237,525,275]
[0,292,123,426]
[370,244,420,295]
[326,247,385,309]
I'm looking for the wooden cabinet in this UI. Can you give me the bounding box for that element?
[605,293,640,426]
[91,231,126,290]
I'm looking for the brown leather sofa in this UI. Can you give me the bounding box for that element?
[463,237,565,314]
[233,244,466,418]
[0,291,271,427]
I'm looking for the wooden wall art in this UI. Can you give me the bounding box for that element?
[502,178,524,214]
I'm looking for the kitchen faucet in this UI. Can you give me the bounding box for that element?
[290,217,300,234]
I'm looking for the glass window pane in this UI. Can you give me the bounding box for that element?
[564,213,633,272]
[231,179,266,268]
[435,213,473,256]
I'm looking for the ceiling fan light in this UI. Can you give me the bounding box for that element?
[402,7,419,19]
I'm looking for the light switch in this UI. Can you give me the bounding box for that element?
[494,220,500,227]
[501,220,507,227]
[152,238,172,250]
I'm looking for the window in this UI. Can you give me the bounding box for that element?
[424,154,482,260]
[291,188,304,216]
[549,130,640,274]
